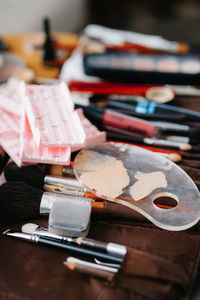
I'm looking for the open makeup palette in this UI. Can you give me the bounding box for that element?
[74,142,200,231]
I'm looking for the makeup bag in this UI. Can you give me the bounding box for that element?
[0,96,200,300]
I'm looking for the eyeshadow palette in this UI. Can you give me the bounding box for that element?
[84,52,200,84]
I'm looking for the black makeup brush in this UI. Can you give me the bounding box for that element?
[3,230,123,264]
[4,162,102,201]
[4,161,77,190]
[105,126,200,153]
[22,223,126,257]
[0,181,43,221]
[0,147,8,174]
[4,162,45,189]
[0,181,92,222]
[4,161,76,189]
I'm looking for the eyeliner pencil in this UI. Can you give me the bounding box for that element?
[64,257,118,281]
[3,230,123,264]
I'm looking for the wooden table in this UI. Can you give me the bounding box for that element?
[2,32,78,79]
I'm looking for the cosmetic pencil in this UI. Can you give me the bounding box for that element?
[22,223,127,257]
[105,125,200,153]
[3,230,123,264]
[64,257,118,281]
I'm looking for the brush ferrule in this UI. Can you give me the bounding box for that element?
[34,229,73,243]
[40,192,57,214]
[144,138,181,148]
[44,175,85,191]
[107,243,127,257]
[43,184,85,197]
[40,192,90,214]
[5,231,39,243]
[62,167,75,177]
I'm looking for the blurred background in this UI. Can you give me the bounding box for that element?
[0,0,200,46]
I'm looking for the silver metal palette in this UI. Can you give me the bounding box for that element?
[74,142,200,231]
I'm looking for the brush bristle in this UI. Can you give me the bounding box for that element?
[189,128,200,139]
[21,223,39,234]
[0,181,43,221]
[4,161,45,189]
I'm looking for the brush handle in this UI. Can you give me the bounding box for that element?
[76,237,126,257]
[0,146,6,173]
[66,261,115,281]
[38,237,123,264]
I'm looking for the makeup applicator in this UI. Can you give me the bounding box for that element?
[0,181,94,222]
[21,223,126,257]
[3,161,75,189]
[4,162,78,189]
[0,146,8,174]
[4,162,45,189]
[4,161,103,200]
[3,229,123,264]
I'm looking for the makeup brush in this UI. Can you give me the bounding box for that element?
[4,162,103,201]
[105,125,200,153]
[3,229,123,264]
[4,161,76,189]
[22,223,127,257]
[46,164,76,178]
[64,257,118,281]
[0,180,181,222]
[0,181,94,221]
[4,162,45,189]
[0,146,8,174]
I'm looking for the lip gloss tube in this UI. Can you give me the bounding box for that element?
[76,104,158,138]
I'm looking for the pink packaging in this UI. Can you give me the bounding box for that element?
[0,78,25,116]
[0,108,22,166]
[71,108,106,152]
[25,82,86,147]
[0,80,105,167]
[20,115,71,165]
[0,130,22,167]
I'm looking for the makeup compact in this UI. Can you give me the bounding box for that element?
[83,52,200,84]
[74,142,200,231]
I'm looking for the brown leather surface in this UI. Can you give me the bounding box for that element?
[0,96,200,299]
